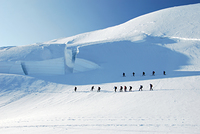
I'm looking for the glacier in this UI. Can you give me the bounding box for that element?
[0,3,200,134]
[0,44,100,75]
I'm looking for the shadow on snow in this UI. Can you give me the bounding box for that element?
[33,37,200,85]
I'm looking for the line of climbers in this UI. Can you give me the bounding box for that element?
[74,84,153,92]
[74,86,101,92]
[114,84,153,92]
[123,71,166,77]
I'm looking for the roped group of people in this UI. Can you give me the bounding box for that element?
[74,84,153,92]
[114,84,153,92]
[123,71,166,77]
[74,86,101,92]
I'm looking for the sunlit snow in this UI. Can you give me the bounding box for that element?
[0,3,200,134]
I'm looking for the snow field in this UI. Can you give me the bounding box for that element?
[0,3,200,134]
[0,74,200,133]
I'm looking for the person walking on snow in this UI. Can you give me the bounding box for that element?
[150,84,153,91]
[133,72,135,76]
[120,86,123,92]
[74,87,77,92]
[152,71,155,76]
[163,71,166,75]
[139,85,143,91]
[91,86,94,91]
[142,72,145,76]
[114,86,117,92]
[123,73,126,77]
[97,87,101,92]
[129,86,132,92]
[124,86,127,92]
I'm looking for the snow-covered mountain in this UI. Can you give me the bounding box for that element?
[45,3,200,45]
[0,3,200,134]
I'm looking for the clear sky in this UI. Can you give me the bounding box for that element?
[0,0,199,47]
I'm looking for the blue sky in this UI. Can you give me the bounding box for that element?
[0,0,199,47]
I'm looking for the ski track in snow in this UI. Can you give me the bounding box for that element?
[0,116,199,134]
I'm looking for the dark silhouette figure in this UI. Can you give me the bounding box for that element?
[163,71,166,75]
[124,86,127,92]
[91,86,94,91]
[152,71,155,76]
[114,86,117,92]
[123,73,126,77]
[142,72,145,76]
[133,72,135,76]
[139,85,143,91]
[150,84,153,91]
[120,86,123,92]
[97,87,101,92]
[74,87,77,92]
[129,86,132,92]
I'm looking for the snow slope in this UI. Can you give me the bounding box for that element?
[45,3,200,45]
[0,3,200,134]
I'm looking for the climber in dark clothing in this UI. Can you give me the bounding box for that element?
[142,72,145,76]
[139,85,143,91]
[97,87,101,92]
[163,71,166,75]
[91,86,94,91]
[150,84,153,91]
[129,86,132,92]
[74,87,77,92]
[152,71,155,76]
[123,73,126,77]
[114,86,117,92]
[124,86,127,92]
[133,72,135,76]
[120,86,123,92]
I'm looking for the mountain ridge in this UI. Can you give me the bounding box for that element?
[43,3,200,47]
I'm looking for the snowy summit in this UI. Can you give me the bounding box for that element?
[0,3,200,134]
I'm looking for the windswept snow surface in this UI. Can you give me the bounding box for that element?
[45,4,200,46]
[1,3,200,134]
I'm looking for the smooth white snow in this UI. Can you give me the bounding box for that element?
[0,3,200,134]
